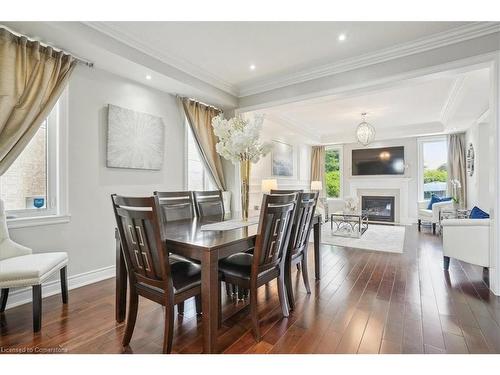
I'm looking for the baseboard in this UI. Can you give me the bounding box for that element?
[4,265,115,310]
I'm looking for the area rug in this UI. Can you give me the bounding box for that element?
[320,224,405,254]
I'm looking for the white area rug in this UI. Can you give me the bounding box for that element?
[320,224,406,254]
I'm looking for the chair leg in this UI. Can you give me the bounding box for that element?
[432,223,436,235]
[443,256,450,271]
[249,288,261,342]
[0,288,9,313]
[277,275,290,318]
[301,256,312,295]
[225,282,232,297]
[296,263,300,271]
[32,285,42,332]
[218,281,222,328]
[195,295,202,316]
[418,219,421,231]
[122,288,139,346]
[177,302,185,316]
[162,305,175,354]
[285,259,295,311]
[60,266,68,304]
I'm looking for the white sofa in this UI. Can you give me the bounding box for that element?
[441,218,490,270]
[417,199,454,234]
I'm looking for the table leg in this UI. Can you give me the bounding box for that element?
[201,250,219,353]
[115,229,127,323]
[313,220,321,280]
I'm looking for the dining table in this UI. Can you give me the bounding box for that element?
[114,211,323,353]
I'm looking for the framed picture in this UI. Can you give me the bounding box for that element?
[272,140,294,177]
[107,104,165,170]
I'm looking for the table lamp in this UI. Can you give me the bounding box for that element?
[261,179,278,194]
[311,180,323,191]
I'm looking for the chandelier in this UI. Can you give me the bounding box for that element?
[356,112,375,146]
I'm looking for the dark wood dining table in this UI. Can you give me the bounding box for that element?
[115,211,323,353]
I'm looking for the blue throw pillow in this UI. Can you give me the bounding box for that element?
[469,206,489,219]
[427,195,453,210]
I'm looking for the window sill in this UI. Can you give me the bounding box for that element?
[7,214,71,229]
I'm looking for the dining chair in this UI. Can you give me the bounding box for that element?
[153,191,195,222]
[111,194,202,354]
[270,189,304,194]
[283,191,319,310]
[0,199,68,332]
[218,193,298,341]
[193,190,224,217]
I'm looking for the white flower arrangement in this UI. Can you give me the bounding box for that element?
[212,114,272,164]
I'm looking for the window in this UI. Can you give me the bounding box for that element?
[0,94,66,222]
[186,122,215,191]
[325,146,343,199]
[418,136,448,199]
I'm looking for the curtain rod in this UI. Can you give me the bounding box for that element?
[176,95,223,112]
[0,25,94,68]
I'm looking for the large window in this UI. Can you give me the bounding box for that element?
[325,146,343,199]
[186,122,215,191]
[418,137,448,199]
[0,99,61,220]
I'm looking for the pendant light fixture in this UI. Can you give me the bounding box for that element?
[356,112,376,146]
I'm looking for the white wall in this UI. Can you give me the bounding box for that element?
[465,121,491,210]
[9,67,186,292]
[342,137,419,222]
[248,118,312,210]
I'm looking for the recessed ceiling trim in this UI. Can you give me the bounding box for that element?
[440,75,467,127]
[264,113,321,143]
[238,22,500,97]
[84,21,239,96]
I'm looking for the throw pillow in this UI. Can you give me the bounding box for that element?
[469,206,490,219]
[427,195,452,210]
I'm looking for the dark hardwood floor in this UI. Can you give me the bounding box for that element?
[1,224,500,354]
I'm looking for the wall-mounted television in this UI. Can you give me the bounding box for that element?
[352,146,405,176]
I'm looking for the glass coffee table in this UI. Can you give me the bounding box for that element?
[330,212,369,238]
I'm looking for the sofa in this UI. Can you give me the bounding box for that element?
[417,199,454,234]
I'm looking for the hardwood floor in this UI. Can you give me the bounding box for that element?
[1,224,500,354]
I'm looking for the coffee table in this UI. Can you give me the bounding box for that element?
[330,212,369,238]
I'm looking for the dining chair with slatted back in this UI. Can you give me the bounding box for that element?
[284,191,319,310]
[270,189,304,194]
[111,194,202,354]
[219,193,298,341]
[193,190,225,217]
[154,191,195,222]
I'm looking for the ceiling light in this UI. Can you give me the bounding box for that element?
[145,74,152,80]
[338,33,346,42]
[249,64,256,71]
[356,112,376,146]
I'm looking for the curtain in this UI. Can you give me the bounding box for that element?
[311,146,326,199]
[180,97,226,191]
[0,28,76,175]
[447,133,467,207]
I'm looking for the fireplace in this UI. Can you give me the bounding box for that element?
[362,196,395,223]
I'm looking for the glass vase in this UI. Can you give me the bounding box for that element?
[240,160,251,221]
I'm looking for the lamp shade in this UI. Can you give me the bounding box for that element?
[261,179,278,193]
[311,180,323,191]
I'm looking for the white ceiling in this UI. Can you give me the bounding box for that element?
[87,21,471,95]
[258,67,490,144]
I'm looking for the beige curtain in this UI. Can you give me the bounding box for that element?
[0,28,76,175]
[447,133,467,207]
[311,146,326,199]
[181,97,226,191]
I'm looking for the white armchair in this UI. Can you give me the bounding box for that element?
[441,218,490,270]
[0,199,68,331]
[417,199,454,234]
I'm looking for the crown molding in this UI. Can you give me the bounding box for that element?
[238,22,500,97]
[264,113,321,144]
[83,21,239,97]
[440,75,467,126]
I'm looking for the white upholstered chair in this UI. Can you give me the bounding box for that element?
[417,199,454,234]
[441,218,490,270]
[0,199,68,332]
